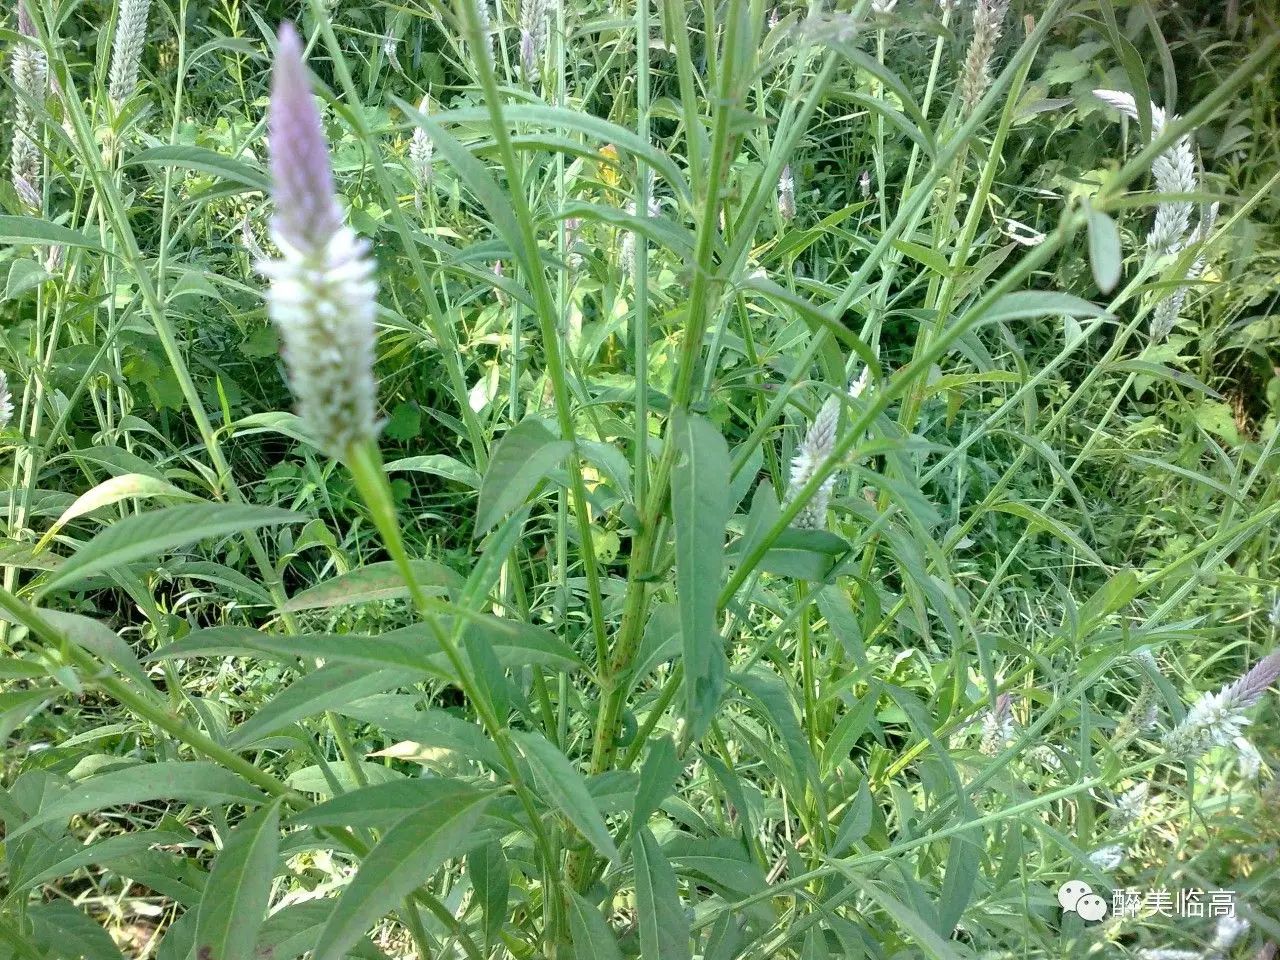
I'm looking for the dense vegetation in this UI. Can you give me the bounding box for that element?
[2,0,1279,957]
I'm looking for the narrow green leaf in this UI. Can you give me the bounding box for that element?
[632,736,680,831]
[1076,569,1141,638]
[665,836,766,897]
[758,528,852,581]
[831,780,873,856]
[313,791,492,960]
[124,145,269,190]
[195,799,281,960]
[476,419,572,535]
[15,829,192,893]
[335,698,506,772]
[40,504,302,593]
[255,900,391,960]
[4,259,51,300]
[983,291,1105,324]
[284,763,405,797]
[0,215,105,252]
[292,779,485,831]
[987,501,1103,567]
[281,559,461,611]
[565,888,625,960]
[671,412,730,739]
[801,927,829,960]
[26,607,153,690]
[935,828,981,937]
[509,730,619,863]
[149,618,583,676]
[8,762,266,840]
[860,882,964,960]
[412,102,691,203]
[469,841,510,949]
[35,476,202,552]
[228,666,414,748]
[27,902,124,960]
[633,828,691,960]
[385,454,481,489]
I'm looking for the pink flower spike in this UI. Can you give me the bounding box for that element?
[268,23,342,253]
[1224,651,1280,709]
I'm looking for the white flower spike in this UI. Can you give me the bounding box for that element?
[260,23,379,460]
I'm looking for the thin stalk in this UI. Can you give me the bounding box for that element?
[452,0,610,674]
[634,0,652,511]
[344,439,566,950]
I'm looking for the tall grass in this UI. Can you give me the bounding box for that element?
[2,1,1279,957]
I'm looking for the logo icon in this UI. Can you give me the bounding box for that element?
[1059,880,1108,923]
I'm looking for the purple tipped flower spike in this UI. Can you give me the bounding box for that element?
[260,23,379,460]
[1163,651,1280,762]
[268,24,343,254]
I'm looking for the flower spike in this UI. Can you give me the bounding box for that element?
[260,23,379,460]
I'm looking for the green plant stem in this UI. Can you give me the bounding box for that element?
[451,0,610,677]
[343,439,566,951]
[578,0,751,822]
[633,0,652,512]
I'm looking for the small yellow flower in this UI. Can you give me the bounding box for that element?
[597,144,622,195]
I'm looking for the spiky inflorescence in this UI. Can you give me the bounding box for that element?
[10,2,46,209]
[12,3,46,96]
[408,96,433,196]
[1112,781,1150,828]
[1148,140,1197,256]
[778,164,796,220]
[260,23,378,461]
[1030,744,1063,771]
[848,364,871,400]
[1115,650,1162,742]
[979,692,1015,756]
[785,394,840,530]
[108,0,152,105]
[960,0,1010,114]
[1234,737,1262,780]
[621,189,660,283]
[1150,202,1218,342]
[1163,652,1280,762]
[493,260,509,307]
[1087,844,1125,872]
[1093,89,1198,257]
[0,370,13,431]
[474,0,497,67]
[564,216,583,271]
[519,0,550,86]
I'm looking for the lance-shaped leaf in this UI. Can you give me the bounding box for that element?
[195,799,281,960]
[313,790,493,960]
[671,412,730,739]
